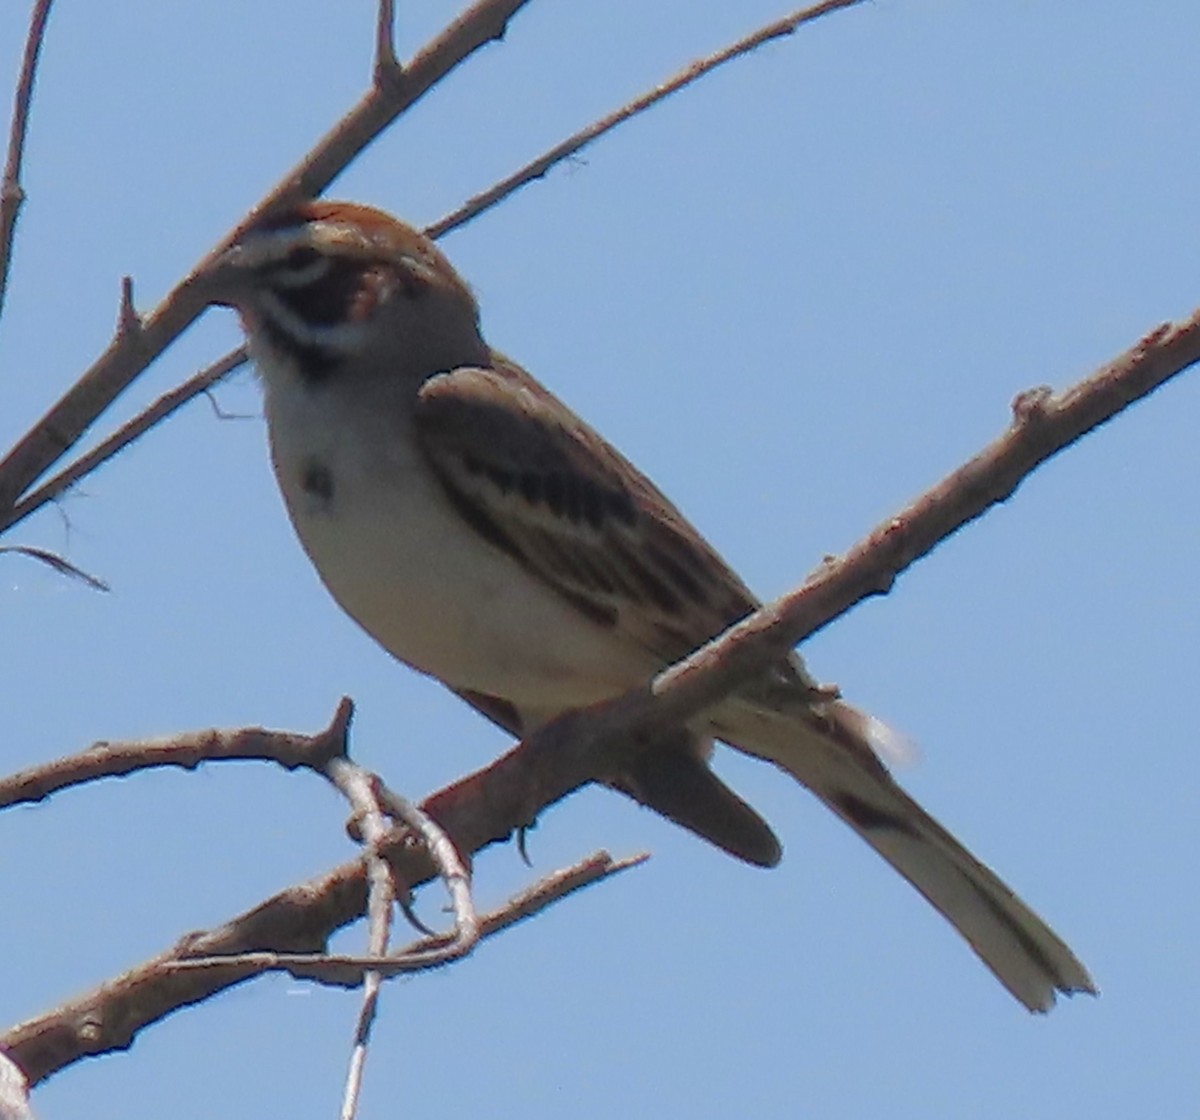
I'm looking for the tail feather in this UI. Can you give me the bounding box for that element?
[612,727,782,868]
[714,697,1096,1012]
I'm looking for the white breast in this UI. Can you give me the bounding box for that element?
[258,359,655,714]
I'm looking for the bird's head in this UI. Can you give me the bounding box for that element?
[202,200,486,381]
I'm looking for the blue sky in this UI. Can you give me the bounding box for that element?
[3,2,1199,1116]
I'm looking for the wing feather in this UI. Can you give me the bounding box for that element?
[415,355,760,665]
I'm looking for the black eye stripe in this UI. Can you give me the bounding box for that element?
[284,246,320,268]
[269,257,366,326]
[268,247,331,288]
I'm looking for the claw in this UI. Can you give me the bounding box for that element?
[516,823,535,866]
[397,892,437,937]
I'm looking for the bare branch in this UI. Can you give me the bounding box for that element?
[322,733,474,1120]
[0,699,351,809]
[0,0,533,516]
[2,849,642,1087]
[0,0,54,323]
[426,0,869,240]
[0,349,247,536]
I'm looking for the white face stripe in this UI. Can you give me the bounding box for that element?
[227,222,374,269]
[270,254,330,289]
[228,220,442,288]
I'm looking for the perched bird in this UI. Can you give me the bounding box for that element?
[202,200,1094,1011]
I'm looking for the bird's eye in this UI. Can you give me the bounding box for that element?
[271,246,329,287]
[284,247,320,270]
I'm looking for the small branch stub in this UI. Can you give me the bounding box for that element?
[373,0,404,90]
[116,276,142,340]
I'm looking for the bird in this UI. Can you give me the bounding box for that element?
[201,199,1095,1012]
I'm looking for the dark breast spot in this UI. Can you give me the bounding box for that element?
[299,458,335,506]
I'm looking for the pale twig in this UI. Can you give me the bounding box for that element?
[369,781,478,953]
[0,0,533,516]
[322,729,475,1120]
[0,0,54,323]
[323,756,398,1120]
[426,0,869,239]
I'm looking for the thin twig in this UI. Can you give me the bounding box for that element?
[0,544,108,592]
[426,0,869,239]
[0,698,351,809]
[370,782,479,955]
[373,0,401,88]
[1,349,247,536]
[0,0,54,323]
[323,756,397,1120]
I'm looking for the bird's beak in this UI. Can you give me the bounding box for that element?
[194,245,254,309]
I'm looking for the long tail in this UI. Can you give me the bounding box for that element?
[714,697,1096,1012]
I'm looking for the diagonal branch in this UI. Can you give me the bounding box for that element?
[427,0,870,240]
[0,701,349,808]
[3,308,1195,1087]
[0,0,532,516]
[0,349,246,536]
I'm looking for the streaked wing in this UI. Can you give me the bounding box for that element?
[414,354,760,666]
